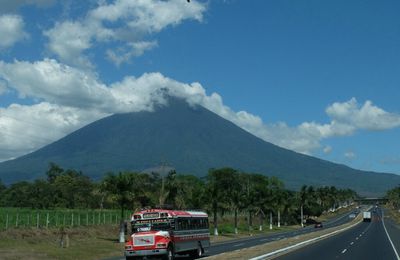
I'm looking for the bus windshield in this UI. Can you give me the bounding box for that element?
[133,219,172,233]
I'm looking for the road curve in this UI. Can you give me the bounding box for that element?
[276,207,399,260]
[205,208,361,257]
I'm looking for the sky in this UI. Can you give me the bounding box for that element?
[0,0,400,174]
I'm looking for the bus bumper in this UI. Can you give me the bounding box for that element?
[125,249,168,257]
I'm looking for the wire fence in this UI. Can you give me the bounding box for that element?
[0,208,132,231]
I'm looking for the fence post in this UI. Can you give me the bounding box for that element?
[37,212,39,229]
[86,212,89,226]
[63,213,66,226]
[27,214,30,227]
[98,212,100,225]
[78,213,81,226]
[92,212,95,225]
[46,212,49,228]
[6,213,9,230]
[71,212,74,227]
[16,213,19,228]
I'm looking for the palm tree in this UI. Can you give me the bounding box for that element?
[205,168,236,236]
[297,185,317,227]
[101,171,137,243]
[230,171,244,234]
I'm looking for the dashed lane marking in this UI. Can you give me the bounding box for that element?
[342,249,347,254]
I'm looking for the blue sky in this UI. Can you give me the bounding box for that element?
[0,0,400,174]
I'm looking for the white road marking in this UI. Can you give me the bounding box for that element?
[233,243,245,247]
[350,242,354,245]
[249,218,362,260]
[356,237,359,240]
[342,249,347,254]
[260,238,269,242]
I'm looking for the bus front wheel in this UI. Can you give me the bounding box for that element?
[164,245,174,260]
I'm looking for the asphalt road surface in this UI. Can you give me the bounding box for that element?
[205,208,360,256]
[277,207,400,260]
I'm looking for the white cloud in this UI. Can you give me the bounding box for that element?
[0,59,112,109]
[2,59,400,161]
[106,41,158,66]
[0,14,28,49]
[326,98,400,130]
[323,146,332,154]
[344,151,356,159]
[44,21,93,69]
[88,0,205,34]
[44,0,206,67]
[0,102,107,161]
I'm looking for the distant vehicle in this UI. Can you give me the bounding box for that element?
[314,222,323,228]
[125,208,210,260]
[363,211,372,222]
[349,213,356,218]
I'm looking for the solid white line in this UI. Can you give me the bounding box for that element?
[249,219,361,260]
[381,210,400,260]
[233,243,245,247]
[260,238,269,242]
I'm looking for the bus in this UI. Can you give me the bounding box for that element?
[125,208,210,260]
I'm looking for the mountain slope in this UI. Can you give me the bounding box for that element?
[0,99,398,196]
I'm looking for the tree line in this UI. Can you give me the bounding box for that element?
[0,163,358,234]
[386,186,400,209]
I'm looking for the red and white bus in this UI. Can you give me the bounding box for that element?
[125,208,210,260]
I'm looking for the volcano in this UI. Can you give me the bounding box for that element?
[0,98,398,196]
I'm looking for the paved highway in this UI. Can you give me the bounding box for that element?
[205,207,361,256]
[276,207,400,260]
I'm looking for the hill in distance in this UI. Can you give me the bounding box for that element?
[0,98,399,196]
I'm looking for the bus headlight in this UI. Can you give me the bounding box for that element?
[156,243,167,248]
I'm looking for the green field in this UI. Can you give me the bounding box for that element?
[0,208,131,230]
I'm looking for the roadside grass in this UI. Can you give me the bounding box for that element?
[316,205,356,222]
[384,206,400,224]
[0,225,124,260]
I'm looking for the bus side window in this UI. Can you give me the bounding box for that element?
[177,219,182,230]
